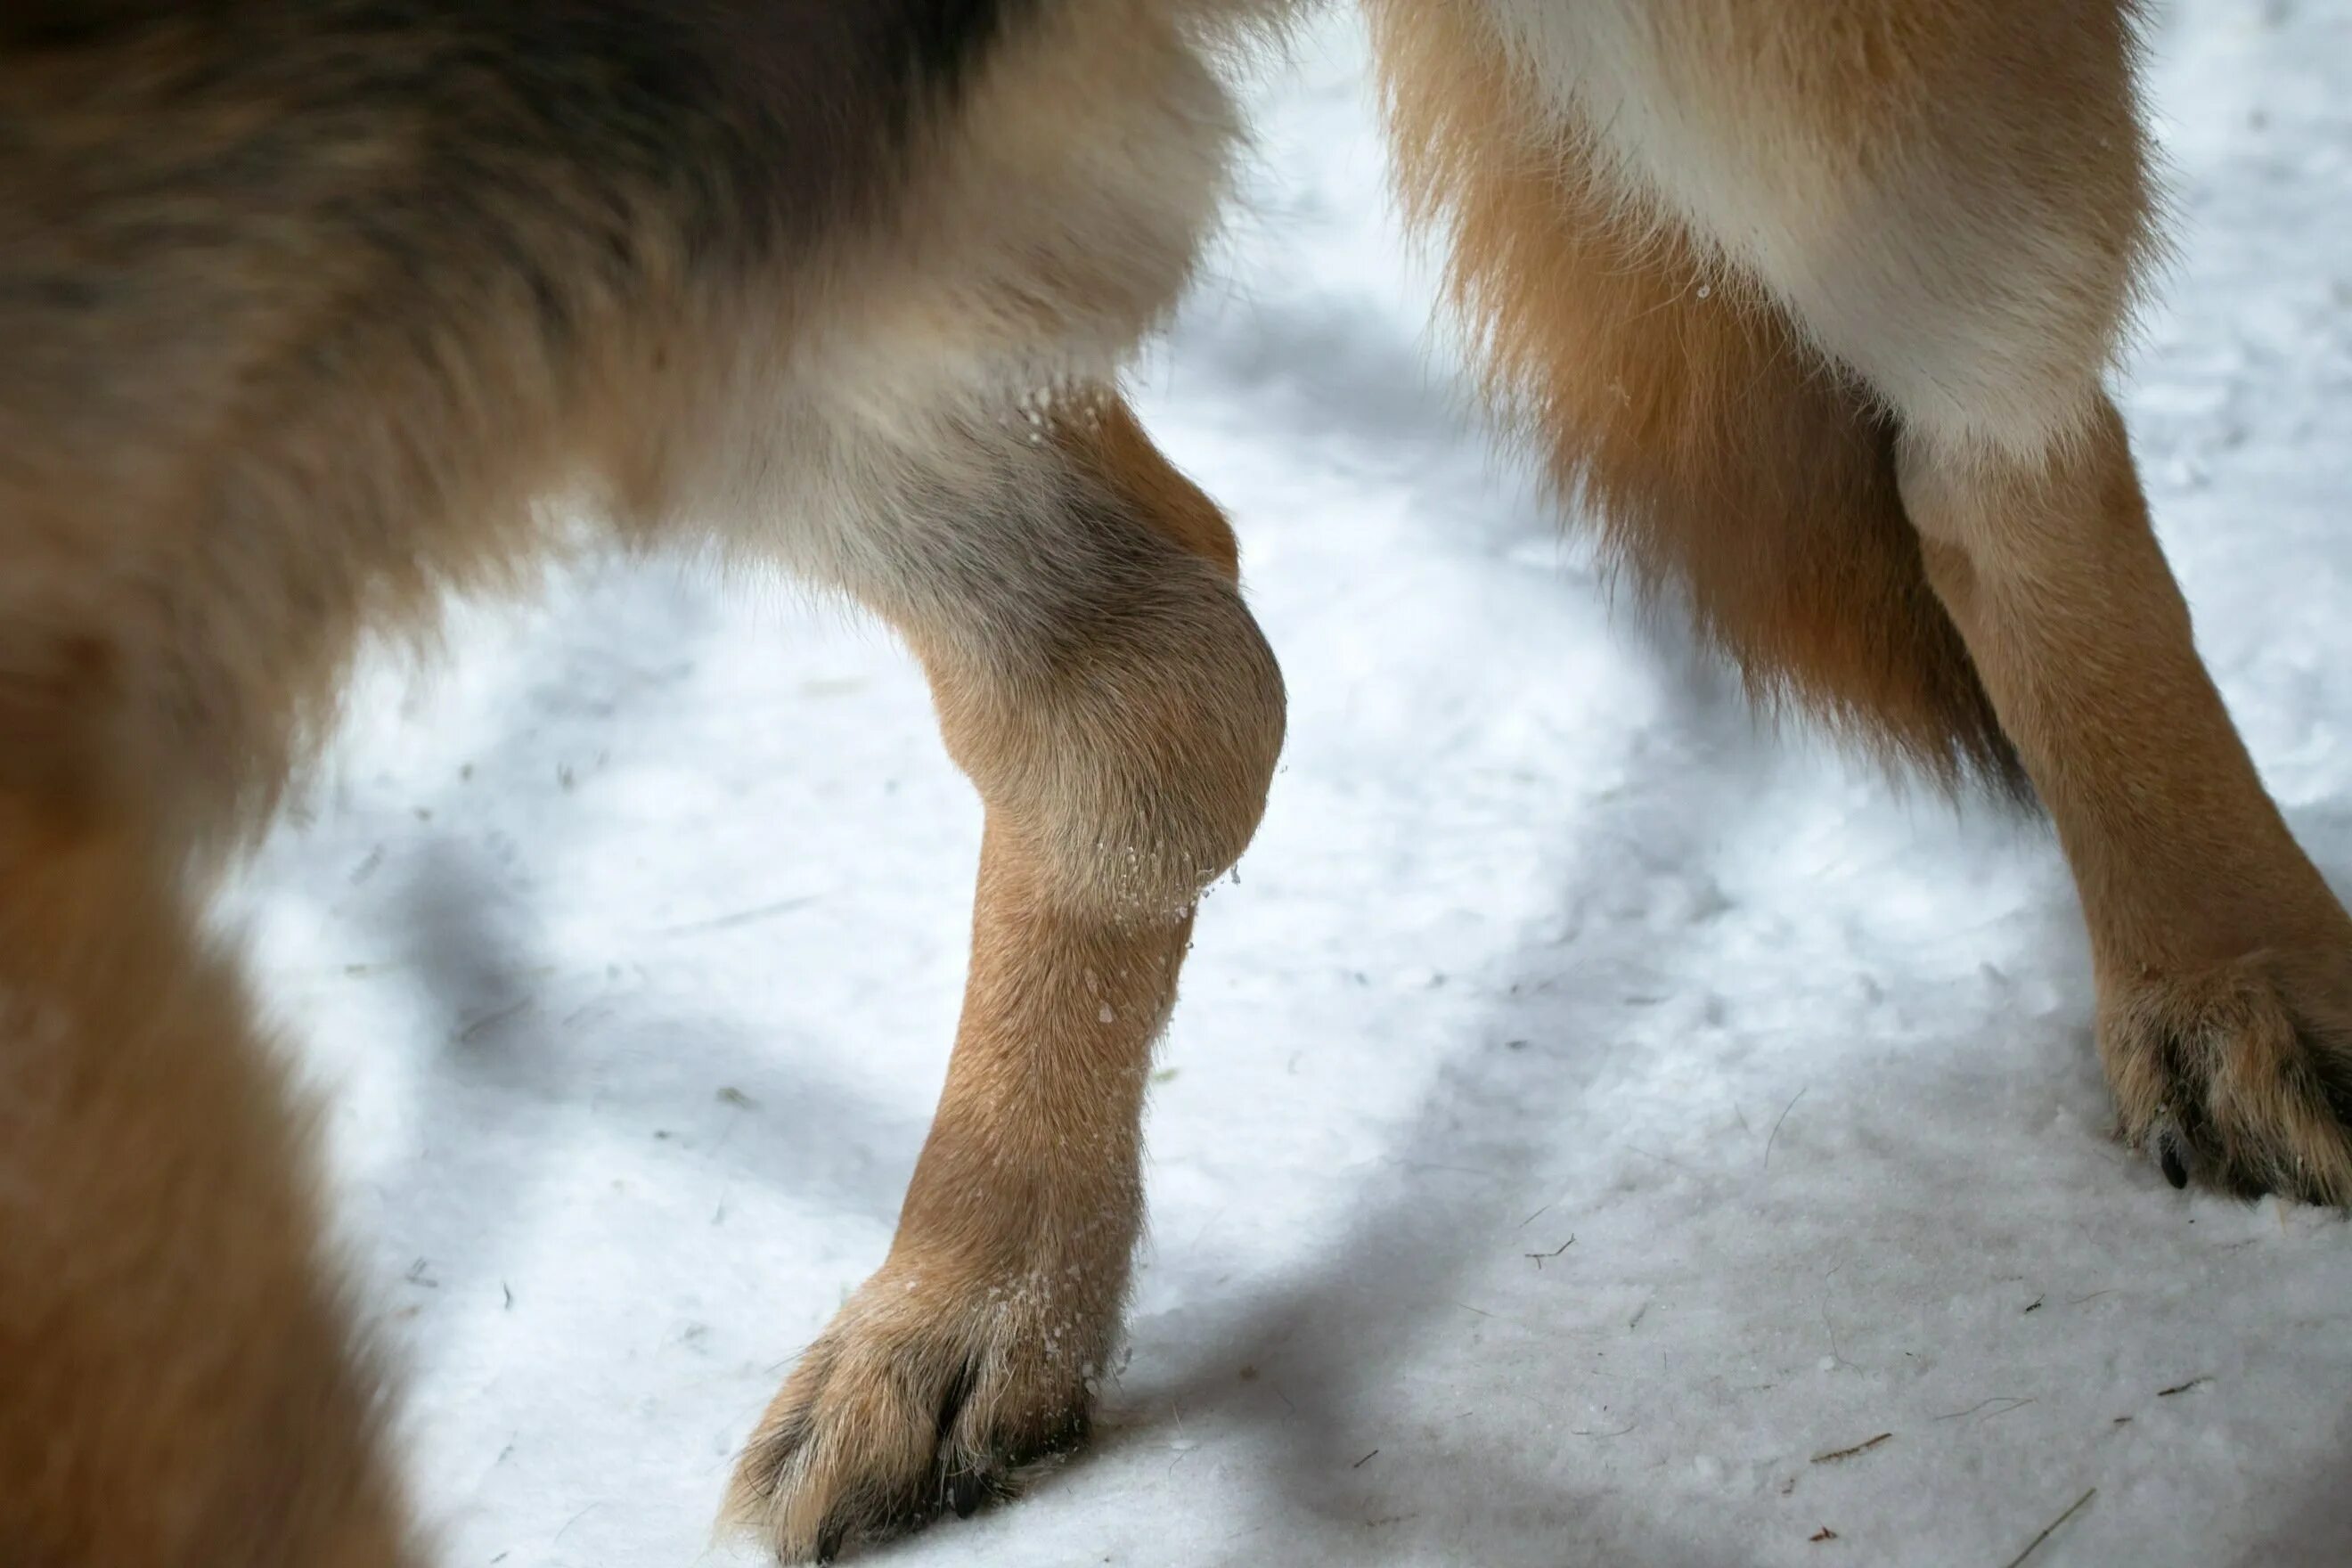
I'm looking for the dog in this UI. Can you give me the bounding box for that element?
[4,2,2347,1563]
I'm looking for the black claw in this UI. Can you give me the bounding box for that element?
[2159,1134,2190,1190]
[947,1466,992,1520]
[815,1522,844,1564]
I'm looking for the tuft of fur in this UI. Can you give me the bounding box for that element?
[1367,0,2026,796]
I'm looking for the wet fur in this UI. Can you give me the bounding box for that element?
[4,2,2349,1564]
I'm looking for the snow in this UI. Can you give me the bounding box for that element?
[225,4,2352,1564]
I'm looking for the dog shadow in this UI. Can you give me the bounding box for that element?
[1081,638,1833,1566]
[287,565,927,1319]
[1082,608,2352,1564]
[693,599,2352,1564]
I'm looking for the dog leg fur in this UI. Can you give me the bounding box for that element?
[1381,0,2352,1201]
[0,795,417,1565]
[723,391,1283,1559]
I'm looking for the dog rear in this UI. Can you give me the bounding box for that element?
[2,4,1274,1563]
[0,2,1049,837]
[4,0,1295,1558]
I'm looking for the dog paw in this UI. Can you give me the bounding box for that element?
[2101,951,2352,1205]
[723,1262,1106,1563]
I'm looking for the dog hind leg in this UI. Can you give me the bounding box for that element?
[0,781,419,1565]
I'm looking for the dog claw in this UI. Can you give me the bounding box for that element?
[2157,1127,2190,1189]
[947,1468,990,1520]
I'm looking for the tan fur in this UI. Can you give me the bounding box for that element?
[1463,0,2160,462]
[1368,0,2021,789]
[1373,0,2352,1205]
[4,1,2349,1564]
[0,804,415,1566]
[724,388,1282,1558]
[1899,405,2352,1202]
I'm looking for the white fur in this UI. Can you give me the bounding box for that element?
[1475,0,2141,463]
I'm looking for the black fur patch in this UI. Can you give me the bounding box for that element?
[4,1,1037,281]
[664,0,1036,248]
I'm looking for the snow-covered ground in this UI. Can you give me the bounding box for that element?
[226,4,2352,1564]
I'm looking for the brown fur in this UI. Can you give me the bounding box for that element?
[1368,0,2024,792]
[1368,0,2352,1205]
[4,2,2349,1564]
[725,387,1281,1556]
[0,805,414,1567]
[1899,404,2352,1203]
